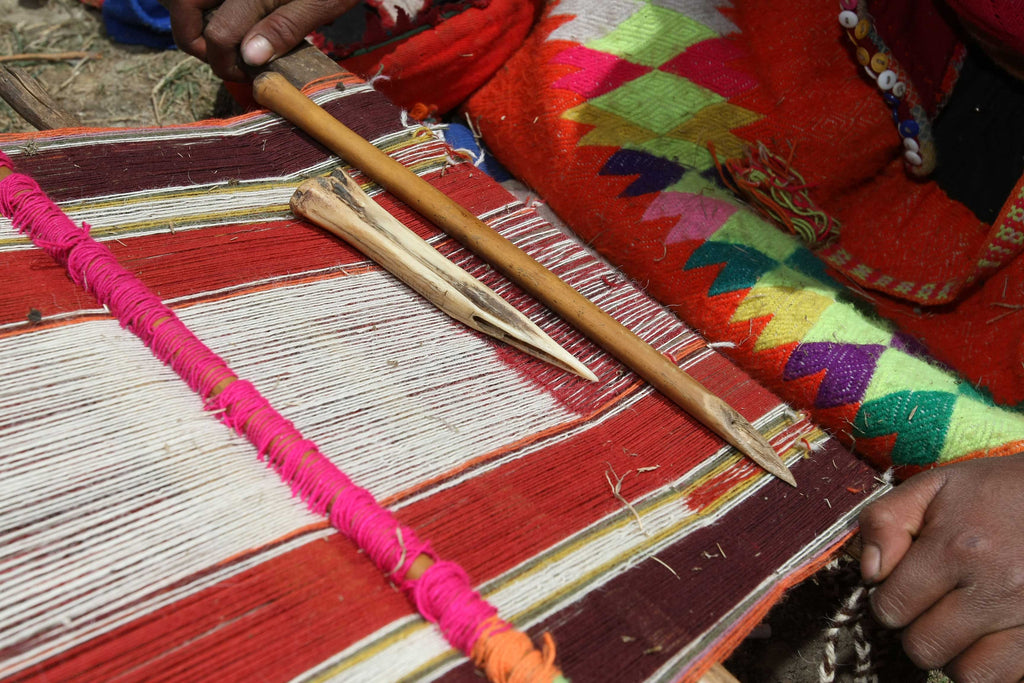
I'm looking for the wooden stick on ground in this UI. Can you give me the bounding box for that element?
[0,52,100,64]
[700,664,741,683]
[0,65,82,131]
[252,71,796,487]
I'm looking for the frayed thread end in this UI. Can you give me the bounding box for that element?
[471,617,564,683]
[712,142,840,248]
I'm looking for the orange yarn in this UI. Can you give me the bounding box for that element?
[407,102,439,122]
[470,617,563,683]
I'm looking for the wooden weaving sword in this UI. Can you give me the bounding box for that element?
[254,70,796,487]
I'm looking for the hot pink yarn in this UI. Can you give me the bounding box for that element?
[0,151,497,656]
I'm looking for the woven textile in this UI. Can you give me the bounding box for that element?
[946,0,1024,58]
[0,76,879,681]
[464,0,1024,474]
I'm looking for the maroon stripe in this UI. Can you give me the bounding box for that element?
[7,91,404,201]
[443,440,876,682]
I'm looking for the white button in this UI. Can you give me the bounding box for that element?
[877,70,898,91]
[905,150,923,166]
[892,81,907,97]
[903,137,920,153]
[839,10,859,28]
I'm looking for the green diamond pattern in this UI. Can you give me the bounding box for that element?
[590,70,722,135]
[588,3,716,67]
[855,391,957,466]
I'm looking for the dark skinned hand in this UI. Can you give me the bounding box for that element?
[859,454,1024,682]
[159,0,360,80]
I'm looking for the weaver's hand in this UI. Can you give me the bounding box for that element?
[160,0,360,81]
[859,454,1024,682]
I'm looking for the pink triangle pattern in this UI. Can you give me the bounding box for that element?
[551,45,652,99]
[648,191,739,244]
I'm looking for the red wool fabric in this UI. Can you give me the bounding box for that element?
[463,0,1024,407]
[337,0,544,114]
[946,0,1024,57]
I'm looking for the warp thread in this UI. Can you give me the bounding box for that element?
[0,153,562,682]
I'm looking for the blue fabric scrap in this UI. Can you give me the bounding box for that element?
[102,0,175,50]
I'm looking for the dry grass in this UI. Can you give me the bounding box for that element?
[0,0,221,133]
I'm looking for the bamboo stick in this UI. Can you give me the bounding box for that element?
[700,664,741,683]
[252,71,796,487]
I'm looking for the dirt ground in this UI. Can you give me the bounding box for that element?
[0,1,950,681]
[0,0,220,133]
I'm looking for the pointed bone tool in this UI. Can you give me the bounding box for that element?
[291,170,598,382]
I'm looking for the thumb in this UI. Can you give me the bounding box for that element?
[241,0,360,66]
[857,469,946,583]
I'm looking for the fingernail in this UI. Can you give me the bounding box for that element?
[860,543,881,582]
[242,36,275,66]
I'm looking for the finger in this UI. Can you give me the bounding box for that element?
[164,0,222,59]
[899,529,1024,669]
[858,468,946,583]
[944,626,1024,683]
[869,533,958,629]
[240,0,360,66]
[899,586,1010,670]
[203,0,280,80]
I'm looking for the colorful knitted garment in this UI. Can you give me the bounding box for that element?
[701,0,1024,406]
[465,0,1024,476]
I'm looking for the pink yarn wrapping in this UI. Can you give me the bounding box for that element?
[0,153,498,656]
[409,562,510,649]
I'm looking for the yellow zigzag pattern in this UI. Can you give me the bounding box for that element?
[668,102,761,160]
[565,101,758,157]
[564,103,657,147]
[731,285,833,352]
